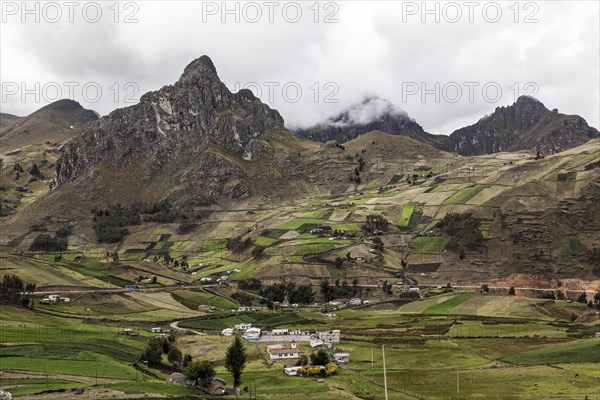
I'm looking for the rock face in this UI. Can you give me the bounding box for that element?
[293,97,447,147]
[446,96,599,155]
[52,56,284,190]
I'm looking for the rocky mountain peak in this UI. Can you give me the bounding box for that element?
[293,96,447,147]
[448,97,599,155]
[52,56,285,192]
[176,55,219,88]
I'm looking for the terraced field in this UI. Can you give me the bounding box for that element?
[409,236,448,254]
[423,292,476,314]
[451,295,551,320]
[397,294,457,313]
[441,184,487,205]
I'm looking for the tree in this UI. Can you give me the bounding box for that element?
[251,246,265,259]
[183,354,193,367]
[185,359,215,386]
[576,292,588,304]
[320,279,334,302]
[508,286,516,296]
[372,237,384,252]
[225,335,247,387]
[140,337,164,365]
[334,257,344,268]
[310,349,330,366]
[168,346,183,366]
[0,274,27,306]
[294,355,309,366]
[362,214,389,234]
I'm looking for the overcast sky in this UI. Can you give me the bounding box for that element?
[1,0,598,134]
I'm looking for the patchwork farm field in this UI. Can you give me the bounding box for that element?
[1,286,599,400]
[1,139,600,399]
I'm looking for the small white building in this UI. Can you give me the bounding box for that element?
[151,327,162,333]
[42,294,70,303]
[317,330,341,344]
[310,338,324,348]
[221,328,234,336]
[235,323,252,331]
[243,327,261,341]
[348,298,362,306]
[268,341,300,361]
[333,352,351,364]
[272,328,289,335]
[283,366,303,376]
[237,306,254,313]
[200,277,213,282]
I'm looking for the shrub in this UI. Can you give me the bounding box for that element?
[29,234,67,252]
[185,359,215,386]
[310,349,330,366]
[362,214,389,234]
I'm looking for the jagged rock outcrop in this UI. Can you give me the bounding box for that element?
[293,96,448,147]
[447,96,599,155]
[27,163,43,180]
[52,56,284,190]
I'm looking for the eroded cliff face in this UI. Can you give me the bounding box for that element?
[447,96,599,156]
[52,56,284,190]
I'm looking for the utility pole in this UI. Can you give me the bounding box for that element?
[382,345,388,400]
[457,372,460,397]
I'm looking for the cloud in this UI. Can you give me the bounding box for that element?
[1,1,598,134]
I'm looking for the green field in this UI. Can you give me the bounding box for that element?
[171,289,239,311]
[398,201,416,227]
[331,223,361,231]
[502,339,600,365]
[409,236,448,253]
[58,261,134,287]
[254,236,280,247]
[276,218,326,230]
[562,235,589,255]
[423,292,476,314]
[442,184,486,205]
[480,221,492,239]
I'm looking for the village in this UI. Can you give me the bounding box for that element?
[162,324,350,396]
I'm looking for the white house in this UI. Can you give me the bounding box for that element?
[235,323,252,331]
[237,306,254,313]
[243,327,261,341]
[268,341,300,361]
[283,366,303,376]
[348,298,362,306]
[221,328,234,336]
[200,277,213,282]
[151,327,162,333]
[333,352,351,364]
[310,338,324,348]
[317,330,340,344]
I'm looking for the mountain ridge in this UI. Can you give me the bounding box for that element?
[446,96,599,155]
